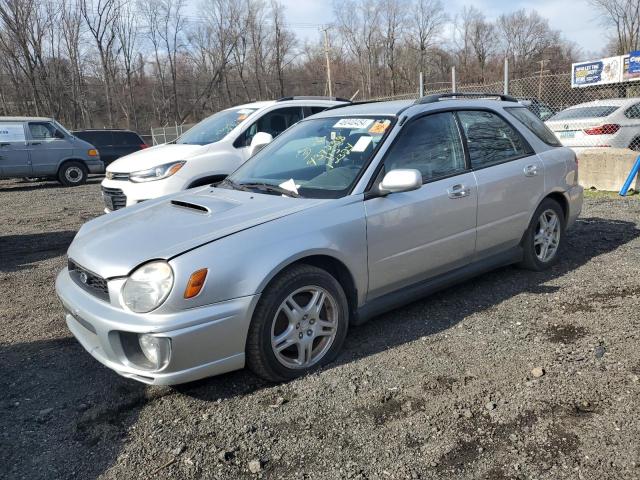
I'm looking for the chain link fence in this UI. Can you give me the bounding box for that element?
[369,72,640,150]
[150,123,195,145]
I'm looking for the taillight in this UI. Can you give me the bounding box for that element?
[140,144,149,149]
[583,124,620,135]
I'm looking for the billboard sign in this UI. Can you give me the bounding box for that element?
[623,53,640,82]
[571,56,623,88]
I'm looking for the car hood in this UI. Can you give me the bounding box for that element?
[106,144,208,173]
[68,187,327,279]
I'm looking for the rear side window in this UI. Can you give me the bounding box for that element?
[309,106,328,115]
[383,112,466,181]
[457,111,531,168]
[505,107,562,147]
[75,131,111,145]
[113,131,143,145]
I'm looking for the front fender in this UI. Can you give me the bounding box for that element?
[168,195,368,311]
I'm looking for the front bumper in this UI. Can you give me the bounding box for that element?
[55,267,259,385]
[101,174,188,211]
[86,159,105,174]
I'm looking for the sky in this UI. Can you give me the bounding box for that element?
[279,0,608,60]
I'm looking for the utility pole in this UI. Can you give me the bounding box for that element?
[538,59,548,98]
[322,26,333,97]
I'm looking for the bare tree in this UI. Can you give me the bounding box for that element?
[409,0,446,75]
[80,0,121,127]
[590,0,640,54]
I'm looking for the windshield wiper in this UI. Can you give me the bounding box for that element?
[238,182,300,198]
[218,178,250,191]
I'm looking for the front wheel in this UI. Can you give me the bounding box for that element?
[518,198,565,271]
[58,161,88,187]
[246,264,349,382]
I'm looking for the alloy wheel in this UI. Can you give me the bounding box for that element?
[270,286,339,369]
[534,209,561,262]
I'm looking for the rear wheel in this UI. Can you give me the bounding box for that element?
[58,161,88,187]
[518,198,565,271]
[629,137,640,151]
[246,264,349,382]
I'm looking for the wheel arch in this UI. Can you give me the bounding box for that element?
[57,158,88,173]
[258,253,359,323]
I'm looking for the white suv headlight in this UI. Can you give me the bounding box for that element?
[122,261,174,313]
[129,161,186,183]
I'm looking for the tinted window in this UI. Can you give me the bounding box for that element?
[28,122,61,140]
[309,106,328,115]
[383,112,465,181]
[113,131,142,145]
[550,105,618,121]
[625,104,640,119]
[457,111,530,168]
[237,107,304,147]
[75,131,111,145]
[506,107,562,147]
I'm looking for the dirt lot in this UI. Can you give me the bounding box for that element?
[1,178,639,480]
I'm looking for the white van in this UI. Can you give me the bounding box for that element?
[101,97,347,211]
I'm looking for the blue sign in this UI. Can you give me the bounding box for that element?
[628,51,640,74]
[573,61,604,86]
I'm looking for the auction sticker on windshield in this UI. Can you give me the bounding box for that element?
[333,118,374,129]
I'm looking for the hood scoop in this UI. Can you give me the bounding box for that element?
[170,199,210,213]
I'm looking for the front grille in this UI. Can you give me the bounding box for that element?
[107,172,130,181]
[102,186,127,211]
[68,259,109,301]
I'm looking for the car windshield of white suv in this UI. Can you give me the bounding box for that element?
[549,105,619,121]
[176,107,257,145]
[223,116,394,199]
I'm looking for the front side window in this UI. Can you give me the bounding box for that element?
[506,107,562,147]
[236,107,304,148]
[177,107,257,145]
[457,111,530,168]
[29,122,62,140]
[382,112,466,181]
[225,116,394,198]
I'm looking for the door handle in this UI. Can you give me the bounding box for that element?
[524,164,538,177]
[447,184,470,199]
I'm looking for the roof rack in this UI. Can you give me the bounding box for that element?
[276,95,352,103]
[415,92,519,105]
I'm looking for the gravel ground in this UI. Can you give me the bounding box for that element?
[1,177,639,480]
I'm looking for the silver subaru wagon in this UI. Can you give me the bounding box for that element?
[56,94,583,385]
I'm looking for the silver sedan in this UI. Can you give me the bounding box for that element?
[56,94,583,384]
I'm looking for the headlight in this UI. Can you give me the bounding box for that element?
[122,261,174,313]
[129,161,185,183]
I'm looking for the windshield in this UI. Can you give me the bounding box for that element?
[176,107,257,145]
[225,116,394,199]
[549,105,619,121]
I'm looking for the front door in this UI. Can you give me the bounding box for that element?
[27,121,73,176]
[365,112,478,300]
[0,122,30,177]
[456,110,544,257]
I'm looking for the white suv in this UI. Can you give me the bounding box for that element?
[101,97,347,211]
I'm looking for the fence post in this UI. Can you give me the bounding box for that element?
[504,58,509,95]
[451,66,456,92]
[419,72,424,98]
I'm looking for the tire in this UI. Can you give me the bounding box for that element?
[58,161,88,187]
[246,264,349,382]
[518,198,565,271]
[630,137,640,151]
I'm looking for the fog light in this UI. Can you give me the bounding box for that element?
[138,334,171,370]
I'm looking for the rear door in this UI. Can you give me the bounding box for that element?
[27,121,73,176]
[0,122,30,177]
[365,111,478,299]
[457,110,543,258]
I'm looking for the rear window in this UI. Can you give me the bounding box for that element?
[550,106,619,121]
[506,107,562,147]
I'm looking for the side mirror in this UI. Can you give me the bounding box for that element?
[249,132,273,156]
[379,169,422,195]
[54,130,65,139]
